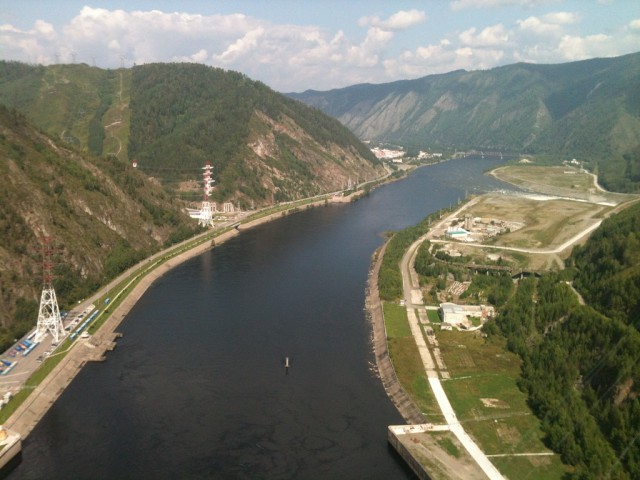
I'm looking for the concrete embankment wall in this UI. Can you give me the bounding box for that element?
[366,242,425,424]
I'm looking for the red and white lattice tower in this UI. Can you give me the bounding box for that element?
[35,237,65,343]
[198,162,215,228]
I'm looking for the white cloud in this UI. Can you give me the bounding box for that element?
[542,11,580,25]
[0,4,637,91]
[383,36,505,81]
[450,0,551,11]
[516,11,580,40]
[459,24,509,47]
[215,27,265,63]
[359,9,426,30]
[33,20,56,37]
[556,33,614,61]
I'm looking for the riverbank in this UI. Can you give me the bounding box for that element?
[371,163,640,479]
[1,166,404,446]
[365,242,425,424]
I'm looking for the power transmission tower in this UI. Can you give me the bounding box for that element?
[198,162,215,228]
[35,237,65,343]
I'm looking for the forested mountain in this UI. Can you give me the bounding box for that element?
[486,202,640,479]
[572,202,640,328]
[0,105,198,349]
[289,52,640,192]
[0,61,384,207]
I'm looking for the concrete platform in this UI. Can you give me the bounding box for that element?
[388,425,489,480]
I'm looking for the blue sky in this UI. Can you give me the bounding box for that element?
[1,1,639,92]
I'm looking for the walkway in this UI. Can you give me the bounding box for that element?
[400,236,505,480]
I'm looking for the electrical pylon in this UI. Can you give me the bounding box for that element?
[35,237,65,343]
[198,162,215,228]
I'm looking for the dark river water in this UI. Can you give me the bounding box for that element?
[10,157,514,480]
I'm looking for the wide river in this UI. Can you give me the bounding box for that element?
[10,157,514,480]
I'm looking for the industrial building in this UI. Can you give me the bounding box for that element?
[438,303,495,329]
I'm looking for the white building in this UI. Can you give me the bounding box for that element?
[445,226,470,240]
[438,303,495,328]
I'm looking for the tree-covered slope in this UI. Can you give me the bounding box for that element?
[289,52,640,192]
[0,105,197,349]
[0,61,384,208]
[0,62,130,159]
[128,63,381,206]
[571,201,640,329]
[492,273,640,479]
[485,202,640,478]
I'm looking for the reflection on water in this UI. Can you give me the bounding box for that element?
[10,157,512,480]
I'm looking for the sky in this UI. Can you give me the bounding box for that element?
[1,1,639,92]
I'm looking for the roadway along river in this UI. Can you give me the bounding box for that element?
[9,157,514,480]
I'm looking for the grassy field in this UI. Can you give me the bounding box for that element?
[493,165,595,191]
[383,303,443,422]
[465,194,610,250]
[382,303,569,478]
[490,455,571,480]
[437,330,569,479]
[427,309,441,323]
[433,191,613,272]
[491,164,631,205]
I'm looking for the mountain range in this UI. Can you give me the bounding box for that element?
[1,52,639,342]
[289,52,640,192]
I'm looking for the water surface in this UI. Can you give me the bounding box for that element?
[11,157,513,479]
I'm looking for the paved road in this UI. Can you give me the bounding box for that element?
[400,234,505,480]
[430,219,603,255]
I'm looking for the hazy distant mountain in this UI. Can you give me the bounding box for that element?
[289,52,640,192]
[0,61,384,207]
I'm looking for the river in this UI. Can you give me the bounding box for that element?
[9,157,514,480]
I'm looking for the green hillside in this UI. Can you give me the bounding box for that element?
[0,105,197,348]
[0,61,383,208]
[0,61,385,342]
[572,201,640,328]
[128,63,380,205]
[289,52,640,192]
[487,204,640,478]
[0,62,131,159]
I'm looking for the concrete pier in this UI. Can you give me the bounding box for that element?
[388,425,488,480]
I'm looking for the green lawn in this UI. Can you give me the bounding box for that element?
[384,303,412,338]
[435,329,570,478]
[384,302,443,421]
[491,454,569,480]
[427,309,441,323]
